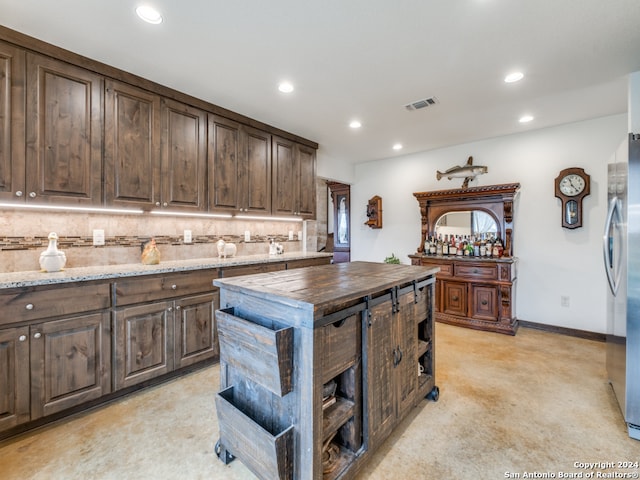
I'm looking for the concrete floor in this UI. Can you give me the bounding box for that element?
[1,323,639,479]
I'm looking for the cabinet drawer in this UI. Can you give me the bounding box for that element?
[321,313,361,383]
[0,283,110,326]
[220,263,286,278]
[421,261,452,276]
[217,307,293,396]
[114,269,216,306]
[454,263,497,280]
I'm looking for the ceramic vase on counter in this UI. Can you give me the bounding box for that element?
[39,232,67,272]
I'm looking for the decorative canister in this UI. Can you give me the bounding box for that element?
[224,243,237,257]
[39,232,67,272]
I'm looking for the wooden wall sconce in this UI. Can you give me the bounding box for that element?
[365,196,383,229]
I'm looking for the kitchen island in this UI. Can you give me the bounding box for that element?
[213,261,439,480]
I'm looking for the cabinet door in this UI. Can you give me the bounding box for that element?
[30,312,110,419]
[208,115,242,212]
[105,79,160,209]
[442,280,467,317]
[113,301,174,390]
[395,290,418,419]
[174,292,219,369]
[161,98,207,211]
[0,326,29,431]
[296,143,316,218]
[0,42,25,202]
[272,136,297,216]
[470,284,499,321]
[244,126,272,214]
[25,53,103,204]
[367,298,395,451]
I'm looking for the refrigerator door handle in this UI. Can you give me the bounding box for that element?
[603,196,622,296]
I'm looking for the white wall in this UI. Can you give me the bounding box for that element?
[348,113,626,333]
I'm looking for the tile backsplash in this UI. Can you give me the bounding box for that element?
[0,210,317,273]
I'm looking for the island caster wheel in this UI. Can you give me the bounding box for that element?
[215,439,235,464]
[427,385,440,402]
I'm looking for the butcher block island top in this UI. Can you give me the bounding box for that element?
[214,261,440,327]
[213,261,439,480]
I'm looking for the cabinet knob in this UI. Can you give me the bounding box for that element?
[15,190,23,197]
[33,332,41,339]
[18,335,27,342]
[473,269,479,274]
[29,192,37,198]
[25,303,34,310]
[175,305,181,310]
[171,284,177,290]
[452,296,459,301]
[163,202,168,207]
[155,202,161,207]
[167,307,173,312]
[481,300,488,306]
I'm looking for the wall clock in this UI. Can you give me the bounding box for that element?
[554,167,590,229]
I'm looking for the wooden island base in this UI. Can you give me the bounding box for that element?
[213,261,439,480]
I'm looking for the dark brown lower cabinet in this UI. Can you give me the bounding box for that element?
[113,292,218,390]
[214,262,438,480]
[0,311,111,430]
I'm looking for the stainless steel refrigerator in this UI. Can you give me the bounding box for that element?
[604,132,640,440]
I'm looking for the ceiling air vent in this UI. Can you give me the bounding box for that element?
[404,96,439,111]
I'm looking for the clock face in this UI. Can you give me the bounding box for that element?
[559,173,586,197]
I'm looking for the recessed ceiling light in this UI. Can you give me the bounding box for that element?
[278,82,294,93]
[349,120,362,129]
[519,115,534,123]
[136,5,163,24]
[392,143,403,151]
[504,72,524,83]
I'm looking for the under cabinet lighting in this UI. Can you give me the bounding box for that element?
[235,215,304,222]
[349,120,362,129]
[392,143,403,151]
[0,203,144,215]
[519,115,534,123]
[150,210,232,219]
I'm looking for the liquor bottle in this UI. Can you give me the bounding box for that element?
[436,235,443,256]
[456,235,463,256]
[493,237,504,258]
[449,235,457,256]
[442,235,449,256]
[473,235,480,257]
[429,236,436,255]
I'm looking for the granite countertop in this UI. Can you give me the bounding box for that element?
[0,252,333,289]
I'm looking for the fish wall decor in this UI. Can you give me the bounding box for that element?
[436,156,488,188]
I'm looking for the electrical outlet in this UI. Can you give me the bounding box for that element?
[288,230,294,240]
[297,231,302,241]
[244,231,251,242]
[561,296,570,307]
[183,230,192,244]
[93,229,105,246]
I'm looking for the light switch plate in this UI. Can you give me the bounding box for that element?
[93,229,105,246]
[244,231,251,242]
[288,230,294,240]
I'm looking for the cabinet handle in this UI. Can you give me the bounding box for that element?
[175,305,181,310]
[473,268,479,274]
[25,303,34,310]
[397,346,403,364]
[19,335,27,342]
[168,307,173,312]
[15,190,23,197]
[451,295,459,301]
[171,284,177,290]
[29,192,36,198]
[481,300,488,306]
[33,332,41,339]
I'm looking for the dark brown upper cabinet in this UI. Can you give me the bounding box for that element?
[160,98,207,211]
[208,115,272,215]
[0,41,26,203]
[104,79,161,209]
[25,53,103,204]
[272,136,316,218]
